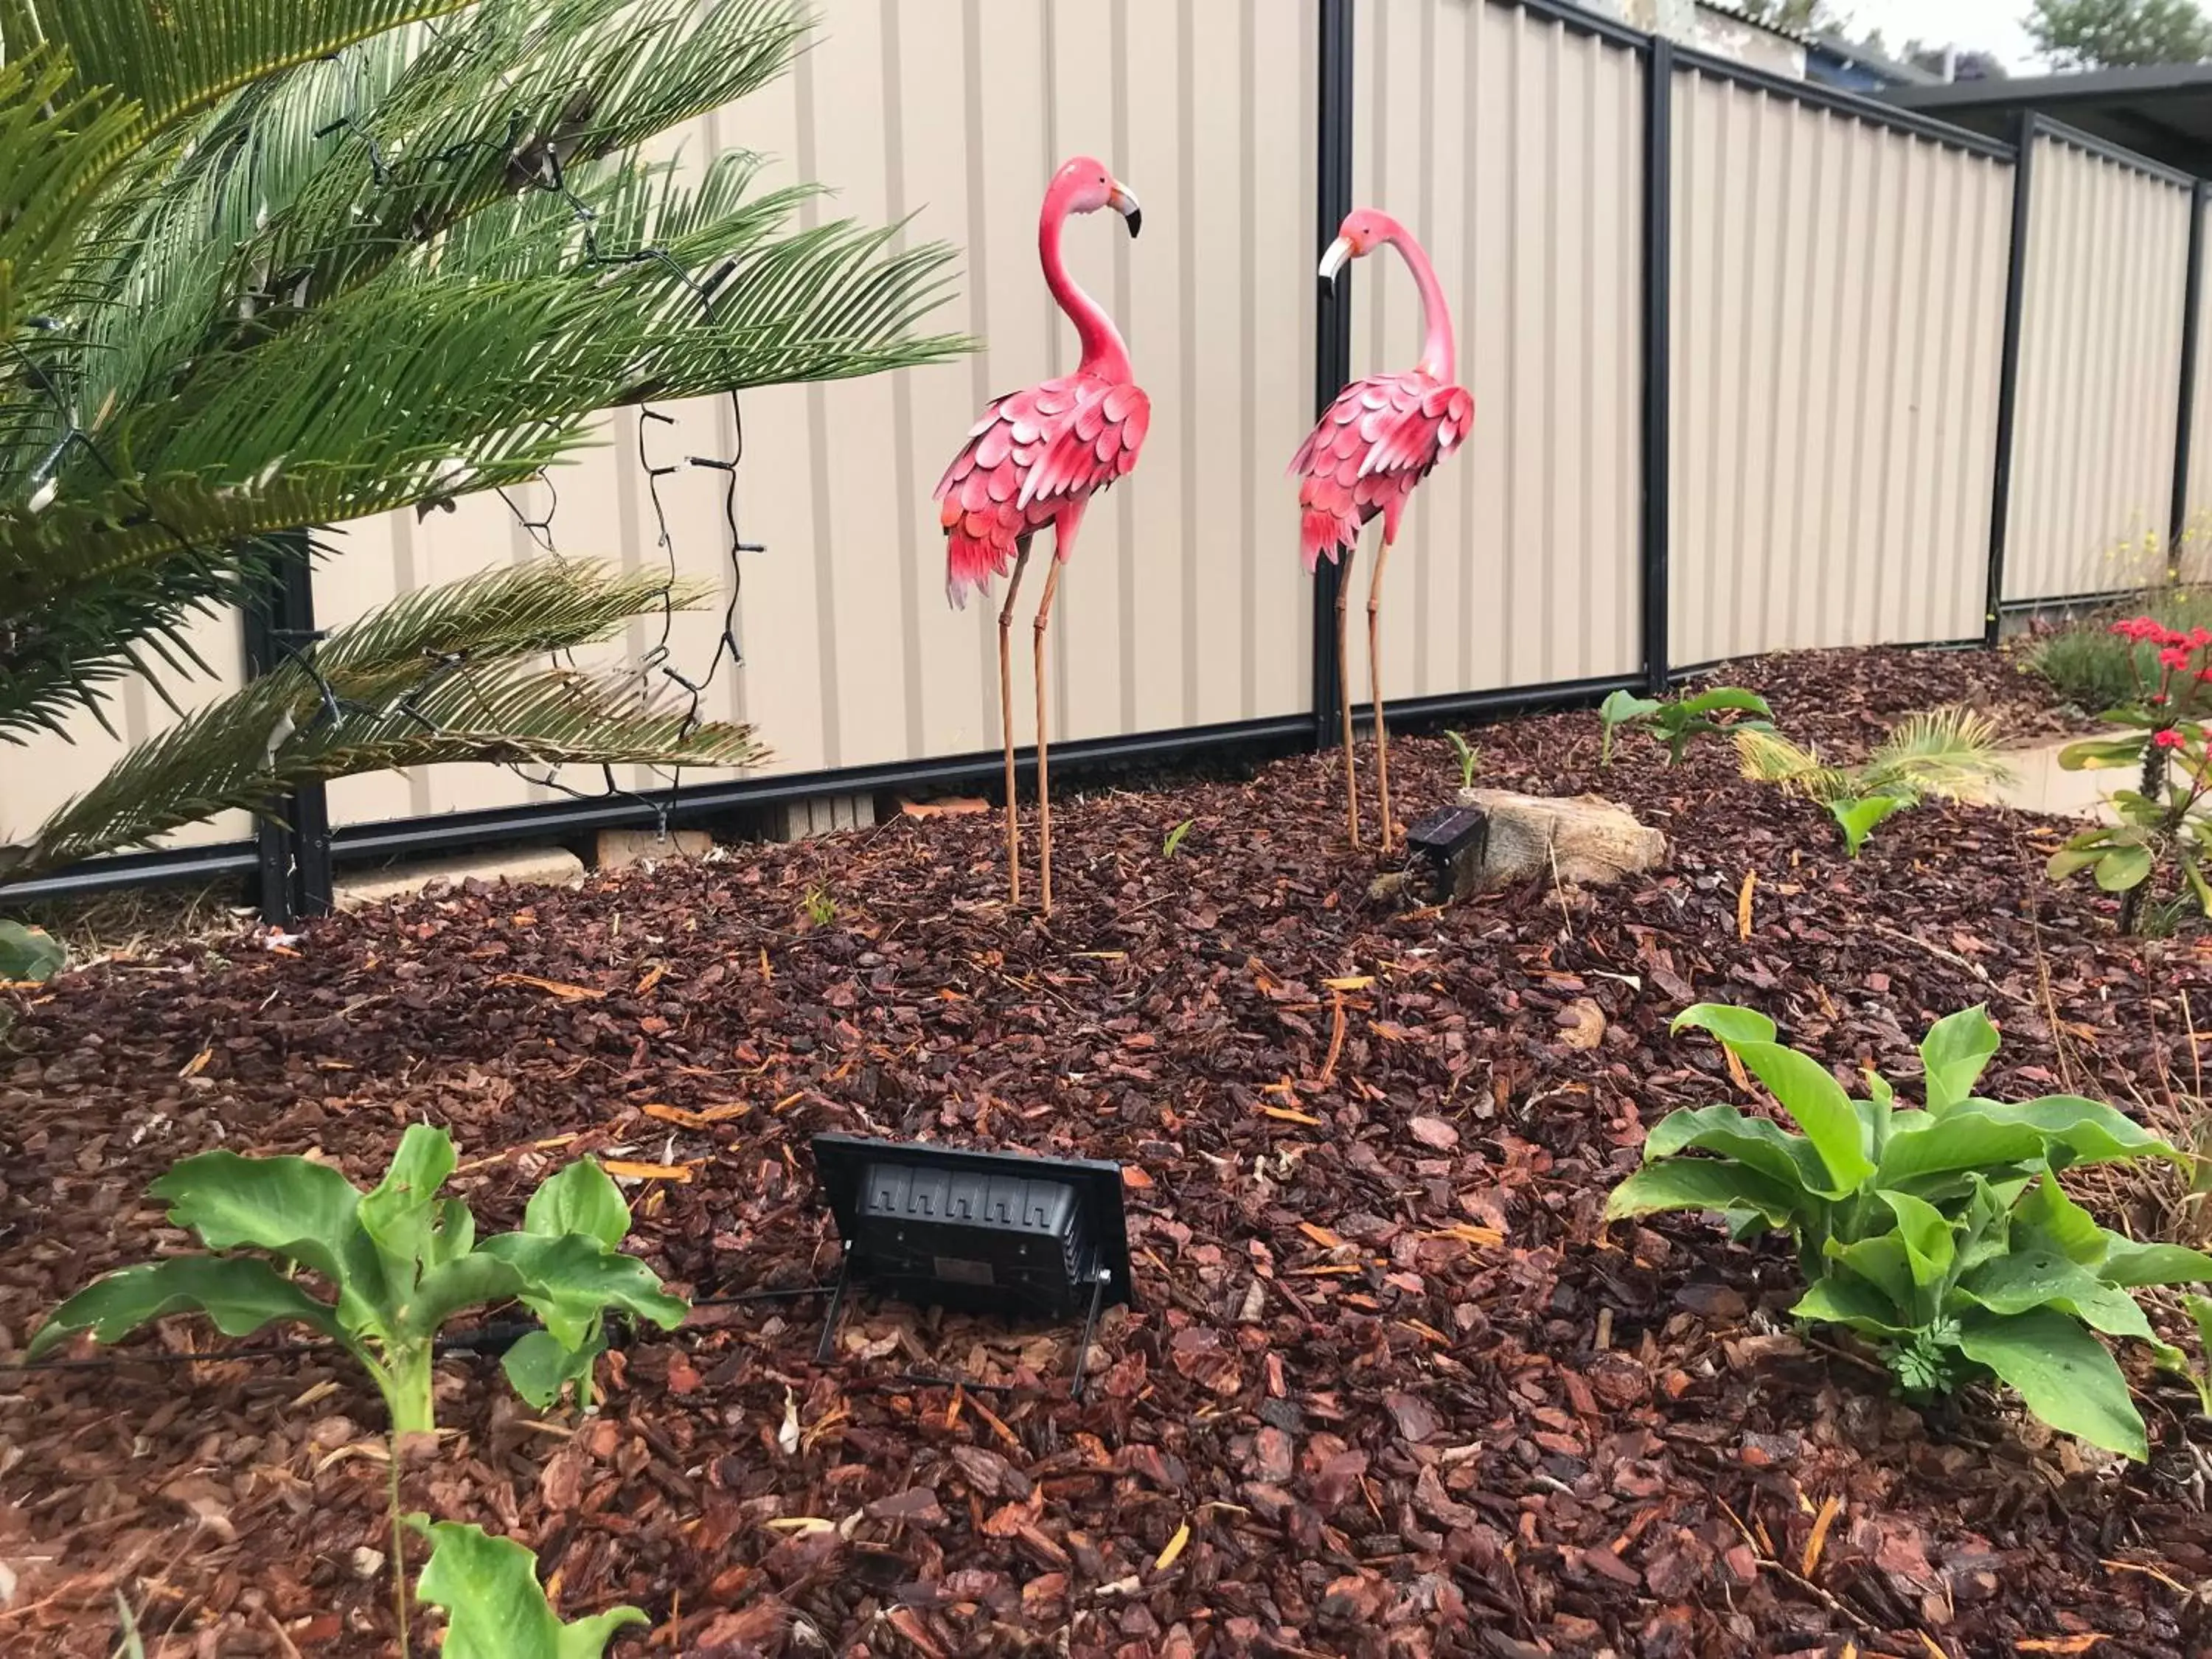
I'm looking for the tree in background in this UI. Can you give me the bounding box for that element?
[2025,0,2212,66]
[0,0,967,886]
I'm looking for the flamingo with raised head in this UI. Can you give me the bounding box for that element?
[933,156,1149,918]
[1291,210,1473,853]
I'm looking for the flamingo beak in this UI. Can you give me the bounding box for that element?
[1109,181,1142,238]
[1318,234,1354,291]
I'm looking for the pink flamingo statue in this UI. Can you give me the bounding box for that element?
[934,156,1150,917]
[1290,210,1473,854]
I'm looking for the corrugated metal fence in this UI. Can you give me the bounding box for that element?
[11,0,2212,912]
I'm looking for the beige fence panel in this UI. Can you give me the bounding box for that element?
[1348,0,1645,704]
[2005,130,2192,605]
[314,0,1319,833]
[2,609,255,855]
[2183,190,2212,580]
[1669,69,2014,668]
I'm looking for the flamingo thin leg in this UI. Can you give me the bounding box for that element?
[1367,533,1395,853]
[995,546,1032,907]
[1336,548,1360,848]
[1032,561,1065,918]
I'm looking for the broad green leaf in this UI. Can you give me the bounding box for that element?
[2186,858,2212,917]
[150,1152,363,1286]
[2095,844,2154,891]
[1728,1040,1876,1196]
[1875,1113,2047,1189]
[427,1198,478,1270]
[1960,1247,2155,1341]
[1641,1105,1826,1199]
[1677,687,1773,718]
[2011,1175,2107,1264]
[1599,689,1661,727]
[524,1158,630,1250]
[1957,1307,2147,1461]
[2046,842,2114,880]
[499,1330,596,1411]
[1919,1006,2000,1115]
[1823,1233,1916,1312]
[29,1256,347,1359]
[401,1253,526,1340]
[1830,794,1910,858]
[1879,1190,1957,1290]
[1672,1004,1778,1046]
[1604,1160,1802,1228]
[359,1124,460,1276]
[2098,1237,2212,1287]
[1955,1096,2183,1172]
[414,1520,647,1659]
[1860,1068,1896,1162]
[0,919,65,982]
[477,1233,688,1349]
[1791,1273,1916,1338]
[2059,737,2152,771]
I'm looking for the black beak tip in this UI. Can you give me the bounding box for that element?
[1318,271,1340,296]
[1124,206,1143,239]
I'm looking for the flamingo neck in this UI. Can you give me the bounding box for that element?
[1040,192,1131,382]
[1385,222,1455,383]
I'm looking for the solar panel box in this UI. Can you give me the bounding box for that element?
[810,1133,1135,1321]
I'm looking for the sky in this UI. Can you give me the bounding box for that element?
[1836,0,2043,68]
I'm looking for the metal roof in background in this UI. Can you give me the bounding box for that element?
[1885,65,2212,178]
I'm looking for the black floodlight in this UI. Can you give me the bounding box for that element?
[1406,802,1488,900]
[809,1133,1134,1396]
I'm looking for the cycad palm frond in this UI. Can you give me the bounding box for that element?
[1735,726,1849,803]
[1860,704,2014,804]
[2,561,762,881]
[1,0,971,874]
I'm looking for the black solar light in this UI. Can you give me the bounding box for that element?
[1405,801,1489,901]
[808,1133,1135,1397]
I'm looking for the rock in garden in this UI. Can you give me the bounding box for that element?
[1442,787,1666,897]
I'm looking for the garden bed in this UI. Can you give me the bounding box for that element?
[3,645,2208,1658]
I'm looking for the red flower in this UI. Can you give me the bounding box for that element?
[2166,629,2193,647]
[2161,645,2193,669]
[2152,693,2171,704]
[2191,627,2212,648]
[2156,728,2187,749]
[2112,616,2167,641]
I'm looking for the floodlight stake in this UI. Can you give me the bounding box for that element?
[1069,1271,1107,1401]
[813,1251,852,1366]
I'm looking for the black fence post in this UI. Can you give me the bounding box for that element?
[1984,111,2038,645]
[1310,0,1355,752]
[2170,179,2207,570]
[239,531,333,925]
[1639,36,1673,696]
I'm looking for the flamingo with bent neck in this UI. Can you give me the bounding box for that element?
[1291,209,1473,853]
[933,156,1149,918]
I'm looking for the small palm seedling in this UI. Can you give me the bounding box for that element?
[1737,704,2013,858]
[29,1127,686,1434]
[1599,687,1773,768]
[1162,818,1196,859]
[414,1520,646,1659]
[1609,1004,2212,1461]
[803,886,838,928]
[1443,730,1479,790]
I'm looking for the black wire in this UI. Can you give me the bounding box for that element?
[0,1286,838,1377]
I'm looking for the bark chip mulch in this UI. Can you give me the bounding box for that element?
[2,646,2208,1658]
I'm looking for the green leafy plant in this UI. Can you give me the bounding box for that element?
[414,1519,646,1659]
[1162,818,1195,859]
[802,886,838,928]
[0,919,65,982]
[1829,794,1911,859]
[1738,705,2013,857]
[1443,730,1479,790]
[0,0,966,886]
[29,1126,686,1434]
[1607,1003,2212,1461]
[2046,616,2212,931]
[1599,686,1773,768]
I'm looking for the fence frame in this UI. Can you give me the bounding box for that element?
[5,0,2205,919]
